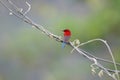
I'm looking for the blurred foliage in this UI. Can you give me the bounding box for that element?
[0,0,120,80]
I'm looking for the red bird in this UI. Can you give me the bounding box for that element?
[62,29,71,48]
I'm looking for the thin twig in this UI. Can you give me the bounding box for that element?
[23,1,31,15]
[70,42,117,80]
[80,48,120,66]
[72,38,120,79]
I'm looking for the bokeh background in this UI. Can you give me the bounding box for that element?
[0,0,120,80]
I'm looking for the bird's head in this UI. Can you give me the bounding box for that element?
[62,29,71,36]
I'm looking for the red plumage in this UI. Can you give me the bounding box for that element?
[63,29,71,36]
[62,29,71,48]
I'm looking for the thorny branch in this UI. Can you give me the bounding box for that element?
[0,0,120,80]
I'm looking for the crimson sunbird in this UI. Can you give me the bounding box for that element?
[62,29,71,48]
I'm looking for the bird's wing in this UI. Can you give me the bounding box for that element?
[64,36,70,42]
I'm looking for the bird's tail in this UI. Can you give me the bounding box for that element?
[62,42,66,48]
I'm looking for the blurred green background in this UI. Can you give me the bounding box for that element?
[0,0,120,80]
